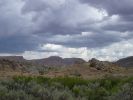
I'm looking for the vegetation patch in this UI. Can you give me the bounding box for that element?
[0,76,133,100]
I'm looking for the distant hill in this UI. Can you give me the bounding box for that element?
[0,56,126,77]
[0,56,25,62]
[0,56,86,69]
[30,56,86,67]
[116,56,133,67]
[63,58,85,65]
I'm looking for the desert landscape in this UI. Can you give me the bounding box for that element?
[0,56,133,100]
[0,56,133,78]
[1,0,133,99]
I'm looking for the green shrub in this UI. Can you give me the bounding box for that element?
[0,76,133,100]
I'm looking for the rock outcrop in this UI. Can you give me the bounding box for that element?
[88,58,119,72]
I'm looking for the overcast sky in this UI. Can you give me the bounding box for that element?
[0,0,133,61]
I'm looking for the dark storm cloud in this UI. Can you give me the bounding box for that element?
[102,22,133,32]
[80,0,133,15]
[80,0,133,33]
[0,0,38,53]
[21,0,121,48]
[21,0,89,35]
[0,34,39,53]
[0,0,133,54]
[43,31,123,48]
[26,0,125,36]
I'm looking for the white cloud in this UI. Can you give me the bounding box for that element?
[23,43,89,60]
[23,39,133,61]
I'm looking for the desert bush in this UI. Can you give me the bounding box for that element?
[0,85,8,99]
[110,82,133,100]
[0,76,133,100]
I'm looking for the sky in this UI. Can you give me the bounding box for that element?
[0,0,133,61]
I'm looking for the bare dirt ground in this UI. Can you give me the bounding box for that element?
[1,64,133,79]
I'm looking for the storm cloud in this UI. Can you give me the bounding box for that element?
[0,0,133,60]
